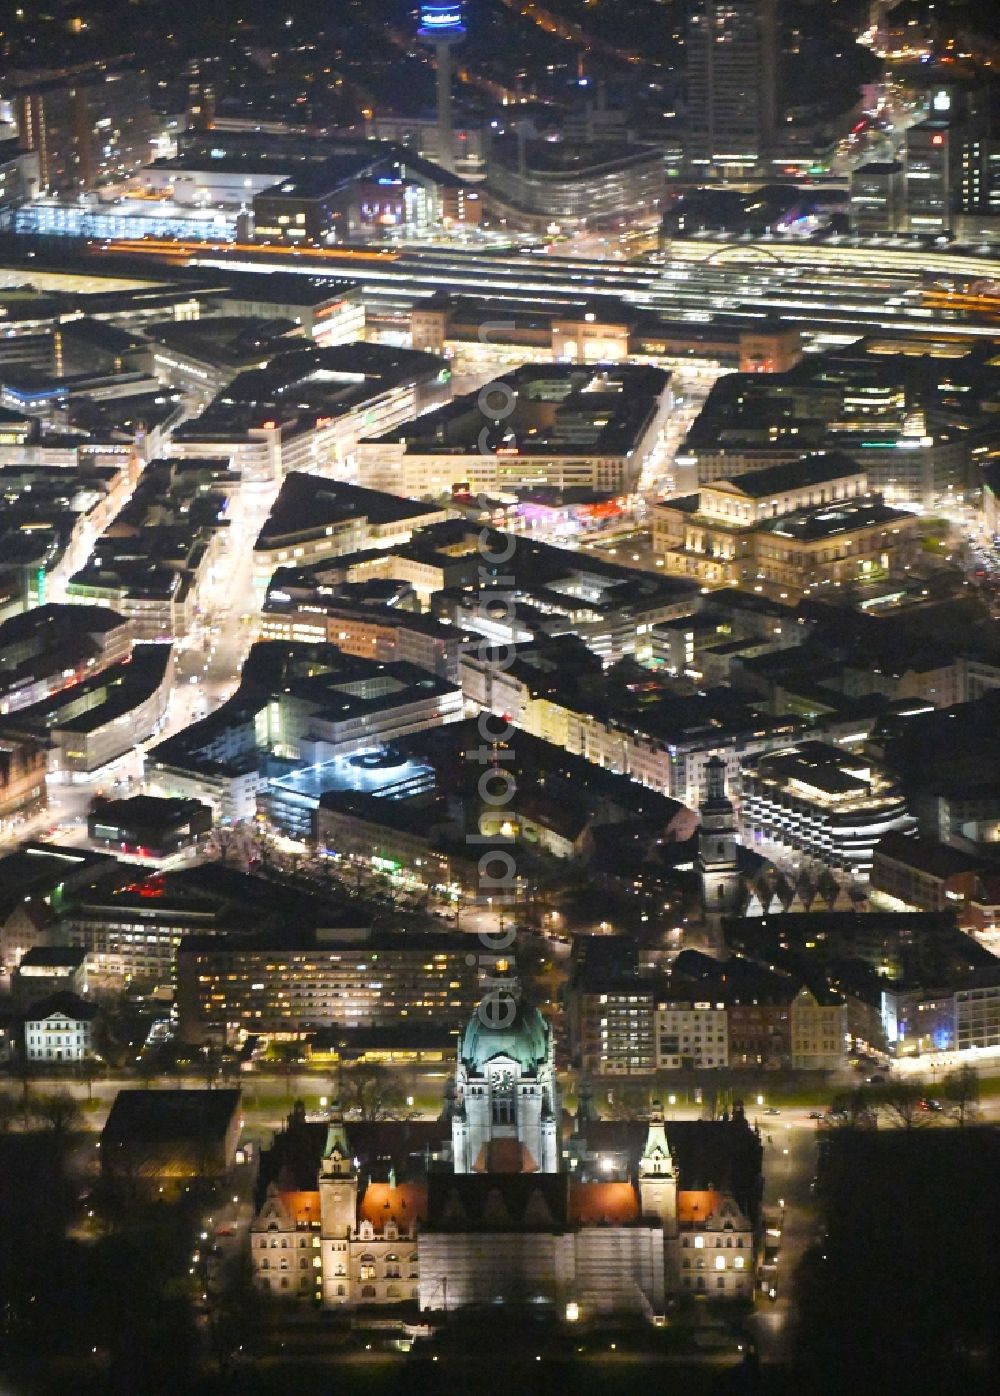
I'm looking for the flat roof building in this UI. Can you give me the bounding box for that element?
[171,342,449,484]
[0,642,172,777]
[652,453,921,596]
[176,928,486,1046]
[740,740,917,875]
[11,68,155,194]
[210,273,364,346]
[685,0,777,175]
[67,457,238,640]
[486,138,668,231]
[87,794,213,857]
[253,476,450,589]
[358,362,672,497]
[143,316,303,404]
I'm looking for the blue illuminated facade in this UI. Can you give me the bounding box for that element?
[14,201,236,242]
[261,747,435,837]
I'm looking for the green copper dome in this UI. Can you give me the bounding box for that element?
[460,996,550,1074]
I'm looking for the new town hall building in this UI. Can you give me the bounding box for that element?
[250,999,762,1317]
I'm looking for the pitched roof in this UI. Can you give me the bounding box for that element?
[473,1138,539,1174]
[24,991,98,1023]
[677,1189,724,1224]
[425,1172,569,1231]
[875,831,984,879]
[568,1181,640,1225]
[101,1089,240,1147]
[712,451,863,500]
[577,1116,763,1221]
[276,1190,321,1227]
[255,1113,450,1207]
[358,1181,428,1230]
[16,945,86,970]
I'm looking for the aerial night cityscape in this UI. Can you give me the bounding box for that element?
[2,1,1000,1393]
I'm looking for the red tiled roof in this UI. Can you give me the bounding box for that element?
[568,1181,640,1225]
[358,1181,428,1230]
[472,1138,539,1173]
[277,1190,320,1225]
[677,1189,723,1224]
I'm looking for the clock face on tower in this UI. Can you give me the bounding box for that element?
[490,1065,515,1092]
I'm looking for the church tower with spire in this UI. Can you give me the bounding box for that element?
[639,1104,679,1289]
[698,755,741,933]
[638,1105,678,1233]
[318,1106,357,1305]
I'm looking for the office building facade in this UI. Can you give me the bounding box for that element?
[685,0,777,176]
[13,68,155,193]
[176,931,485,1045]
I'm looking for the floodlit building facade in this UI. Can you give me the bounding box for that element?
[249,1004,762,1314]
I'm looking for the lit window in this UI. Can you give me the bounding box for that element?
[694,1235,705,1249]
[715,1255,726,1271]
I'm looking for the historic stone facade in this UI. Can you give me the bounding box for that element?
[249,1001,762,1316]
[451,997,560,1174]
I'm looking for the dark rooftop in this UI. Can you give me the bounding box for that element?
[24,991,98,1022]
[16,946,87,970]
[143,316,301,369]
[102,1089,241,1147]
[713,451,866,499]
[89,793,210,828]
[256,475,442,547]
[759,497,916,542]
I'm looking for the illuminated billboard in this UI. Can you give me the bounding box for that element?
[418,3,466,39]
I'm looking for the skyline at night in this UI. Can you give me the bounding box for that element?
[1,3,1000,1394]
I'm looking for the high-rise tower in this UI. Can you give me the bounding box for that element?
[685,0,777,178]
[417,3,467,174]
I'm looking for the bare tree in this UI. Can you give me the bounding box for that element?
[9,1055,33,1104]
[78,1057,103,1102]
[198,1043,221,1090]
[136,1055,158,1090]
[31,1092,85,1194]
[874,1078,931,1129]
[942,1065,980,1126]
[219,1052,241,1086]
[514,933,554,1004]
[827,1086,879,1130]
[89,1156,147,1232]
[92,1000,133,1071]
[31,1090,84,1144]
[340,1062,408,1121]
[206,824,252,870]
[206,1253,263,1375]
